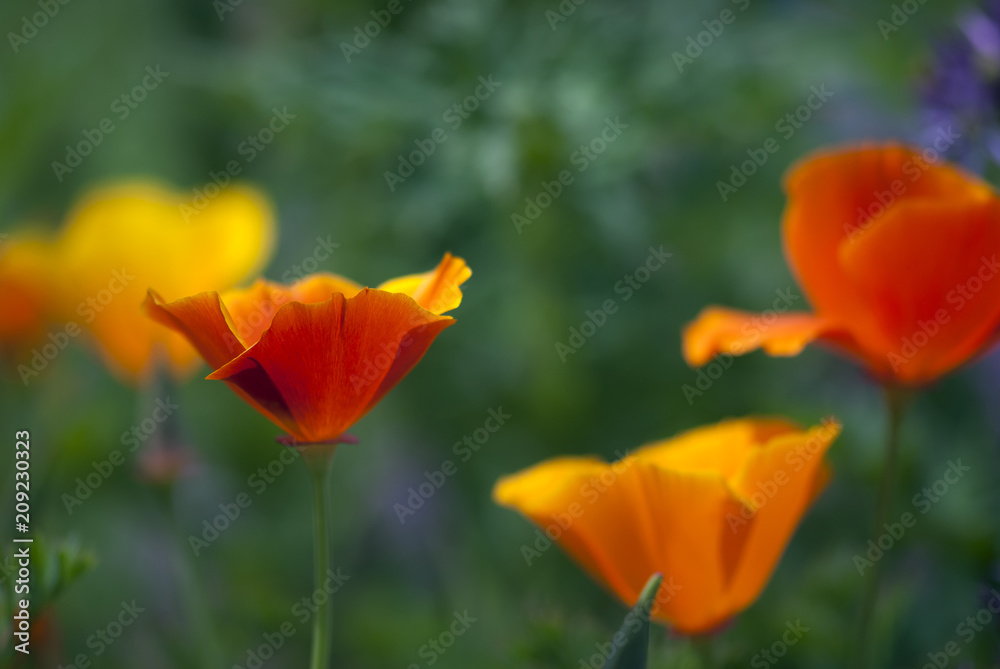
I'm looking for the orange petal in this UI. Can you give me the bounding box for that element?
[724,419,840,612]
[207,289,453,443]
[631,418,799,485]
[143,290,243,370]
[221,274,363,349]
[682,307,831,366]
[617,461,750,633]
[839,197,1000,383]
[782,143,992,336]
[377,253,471,314]
[494,456,742,633]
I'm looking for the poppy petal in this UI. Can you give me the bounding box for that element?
[782,144,991,328]
[839,197,1000,383]
[493,457,625,595]
[221,274,363,348]
[618,461,748,632]
[208,289,453,443]
[682,307,833,366]
[494,455,750,634]
[377,253,471,314]
[143,290,243,370]
[724,420,839,612]
[631,418,798,485]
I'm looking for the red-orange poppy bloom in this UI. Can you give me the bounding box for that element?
[145,254,470,444]
[683,144,1000,385]
[494,417,840,634]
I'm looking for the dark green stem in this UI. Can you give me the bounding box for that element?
[303,447,336,669]
[853,385,910,668]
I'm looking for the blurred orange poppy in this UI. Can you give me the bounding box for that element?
[683,144,1000,385]
[145,254,470,444]
[494,417,840,634]
[0,234,57,359]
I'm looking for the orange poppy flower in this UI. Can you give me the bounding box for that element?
[493,417,840,634]
[683,144,1000,385]
[145,254,470,444]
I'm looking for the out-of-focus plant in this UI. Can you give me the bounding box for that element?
[0,537,94,668]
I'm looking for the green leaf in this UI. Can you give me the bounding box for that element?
[601,572,663,669]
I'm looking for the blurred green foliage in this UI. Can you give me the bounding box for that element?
[3,0,1000,667]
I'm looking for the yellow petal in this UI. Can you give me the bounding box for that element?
[377,253,471,314]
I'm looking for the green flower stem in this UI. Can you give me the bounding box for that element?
[303,446,337,669]
[853,385,910,668]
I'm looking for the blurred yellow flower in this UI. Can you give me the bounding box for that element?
[10,180,275,385]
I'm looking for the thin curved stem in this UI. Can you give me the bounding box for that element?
[303,447,336,669]
[853,385,910,668]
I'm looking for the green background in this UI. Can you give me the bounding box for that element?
[2,0,1000,667]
